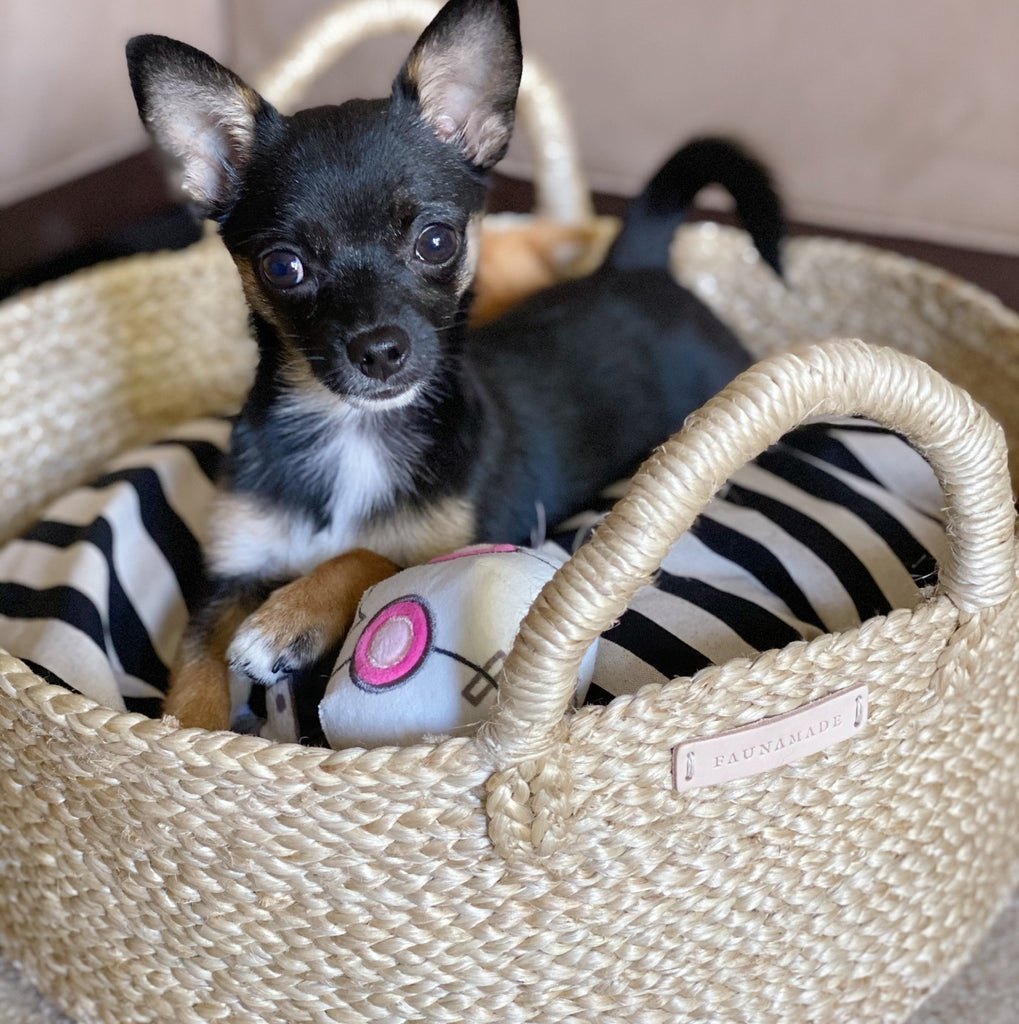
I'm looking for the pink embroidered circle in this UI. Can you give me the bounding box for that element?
[352,597,432,690]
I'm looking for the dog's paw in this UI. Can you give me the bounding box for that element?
[226,550,397,687]
[227,598,331,688]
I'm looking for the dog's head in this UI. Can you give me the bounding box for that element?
[127,0,521,408]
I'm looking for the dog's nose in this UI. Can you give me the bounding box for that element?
[347,327,410,382]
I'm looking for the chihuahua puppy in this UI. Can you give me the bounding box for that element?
[127,0,783,731]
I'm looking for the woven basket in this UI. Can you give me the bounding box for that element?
[3,4,1019,1023]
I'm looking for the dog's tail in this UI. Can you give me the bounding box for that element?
[605,136,784,277]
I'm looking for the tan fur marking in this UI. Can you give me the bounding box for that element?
[231,258,321,387]
[164,602,250,731]
[358,496,476,566]
[457,213,484,297]
[233,257,288,331]
[406,15,515,168]
[236,550,400,668]
[167,551,400,730]
[148,75,261,209]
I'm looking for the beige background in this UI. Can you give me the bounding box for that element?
[2,0,1017,254]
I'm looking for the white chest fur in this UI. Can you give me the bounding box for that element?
[205,393,475,578]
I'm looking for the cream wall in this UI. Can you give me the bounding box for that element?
[0,0,229,207]
[3,0,1018,255]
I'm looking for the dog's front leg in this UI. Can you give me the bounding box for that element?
[227,549,400,690]
[165,584,271,731]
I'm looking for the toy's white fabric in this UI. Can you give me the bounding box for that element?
[314,544,594,748]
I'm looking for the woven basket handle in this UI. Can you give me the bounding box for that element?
[253,0,593,224]
[479,338,1016,770]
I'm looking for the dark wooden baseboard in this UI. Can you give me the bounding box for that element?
[0,151,187,295]
[4,149,1018,313]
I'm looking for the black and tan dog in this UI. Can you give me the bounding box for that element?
[126,0,783,730]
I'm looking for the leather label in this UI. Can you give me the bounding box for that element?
[673,683,868,791]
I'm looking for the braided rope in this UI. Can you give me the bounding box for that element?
[1,314,1017,1024]
[481,339,1015,856]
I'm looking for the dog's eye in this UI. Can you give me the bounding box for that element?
[414,224,459,266]
[259,250,305,289]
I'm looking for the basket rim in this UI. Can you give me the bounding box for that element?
[5,220,1016,335]
[0,585,967,778]
[4,223,1015,357]
[569,590,961,739]
[0,233,231,319]
[689,221,1019,331]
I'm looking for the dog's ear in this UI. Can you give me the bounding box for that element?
[396,0,522,170]
[126,35,278,218]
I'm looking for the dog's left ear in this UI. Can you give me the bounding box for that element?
[396,0,522,170]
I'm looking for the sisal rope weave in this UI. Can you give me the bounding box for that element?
[479,340,1015,771]
[673,222,1019,486]
[1,337,1018,1024]
[2,3,1019,1021]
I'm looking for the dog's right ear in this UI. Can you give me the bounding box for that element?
[126,35,279,218]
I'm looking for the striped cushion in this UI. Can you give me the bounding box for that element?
[0,419,229,716]
[0,416,944,734]
[549,419,944,704]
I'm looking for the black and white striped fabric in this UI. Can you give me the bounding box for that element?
[549,419,944,704]
[0,419,230,717]
[0,415,944,734]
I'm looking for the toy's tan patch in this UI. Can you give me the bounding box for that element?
[471,219,608,325]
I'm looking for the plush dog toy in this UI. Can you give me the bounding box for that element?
[261,543,597,748]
